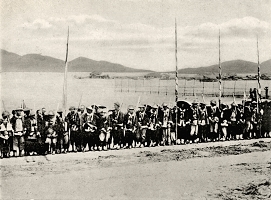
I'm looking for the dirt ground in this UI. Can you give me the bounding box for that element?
[1,138,271,200]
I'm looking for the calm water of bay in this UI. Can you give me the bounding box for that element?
[1,72,270,112]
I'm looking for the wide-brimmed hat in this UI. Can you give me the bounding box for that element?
[79,105,85,110]
[231,102,237,107]
[97,105,107,109]
[2,111,10,117]
[210,100,217,105]
[128,105,134,110]
[15,107,23,111]
[138,104,145,108]
[47,110,55,116]
[86,105,93,110]
[57,108,63,113]
[69,106,75,111]
[192,100,199,105]
[114,102,120,107]
[162,102,168,107]
[99,106,107,113]
[23,107,31,112]
[151,104,158,109]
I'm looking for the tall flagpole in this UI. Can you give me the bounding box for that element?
[218,29,222,108]
[256,35,261,112]
[63,27,69,117]
[175,18,178,141]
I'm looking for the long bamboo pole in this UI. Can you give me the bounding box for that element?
[175,18,178,142]
[256,36,261,113]
[62,27,69,117]
[218,29,222,108]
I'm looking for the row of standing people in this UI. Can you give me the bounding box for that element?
[0,100,270,158]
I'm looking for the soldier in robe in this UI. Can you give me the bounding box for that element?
[220,103,229,141]
[75,105,85,152]
[24,110,39,155]
[176,103,189,145]
[106,109,114,150]
[96,105,110,151]
[250,101,261,139]
[0,111,12,158]
[10,107,25,157]
[207,100,220,142]
[146,104,160,147]
[169,106,177,145]
[262,101,271,138]
[36,109,46,155]
[198,102,209,143]
[110,102,124,150]
[187,100,200,143]
[237,103,246,140]
[136,104,149,147]
[44,111,58,155]
[228,102,240,140]
[55,109,68,154]
[82,106,98,151]
[66,106,79,152]
[158,103,172,146]
[123,105,138,149]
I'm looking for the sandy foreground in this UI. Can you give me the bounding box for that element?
[1,138,271,200]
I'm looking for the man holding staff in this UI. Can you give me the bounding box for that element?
[110,102,124,150]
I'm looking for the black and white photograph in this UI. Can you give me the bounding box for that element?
[1,0,271,199]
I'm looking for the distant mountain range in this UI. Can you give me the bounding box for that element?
[178,59,271,75]
[0,49,152,73]
[1,49,270,74]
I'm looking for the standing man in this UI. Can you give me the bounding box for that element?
[36,109,46,155]
[220,103,229,141]
[75,105,85,152]
[244,102,253,139]
[66,106,78,152]
[136,105,149,147]
[44,111,57,155]
[176,103,189,145]
[124,105,137,149]
[147,104,160,147]
[82,106,98,151]
[237,104,245,140]
[198,102,209,143]
[106,109,114,150]
[158,103,172,146]
[207,100,220,142]
[251,101,260,139]
[10,108,25,157]
[0,111,12,158]
[187,100,200,144]
[110,102,124,150]
[96,106,109,151]
[24,110,38,155]
[262,101,271,138]
[228,102,239,140]
[42,108,46,117]
[55,109,68,154]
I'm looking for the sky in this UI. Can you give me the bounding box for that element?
[1,0,271,71]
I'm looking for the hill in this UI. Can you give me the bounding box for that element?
[0,49,152,73]
[178,59,271,75]
[1,49,270,74]
[261,59,271,73]
[68,57,151,72]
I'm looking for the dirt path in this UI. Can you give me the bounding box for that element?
[1,138,271,200]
